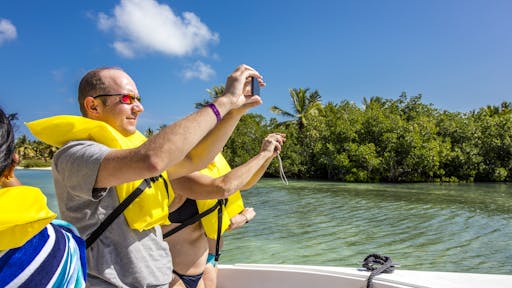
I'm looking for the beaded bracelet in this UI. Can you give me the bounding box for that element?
[207,103,222,124]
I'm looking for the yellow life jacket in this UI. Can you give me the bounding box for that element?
[196,153,245,239]
[26,115,173,231]
[0,186,57,250]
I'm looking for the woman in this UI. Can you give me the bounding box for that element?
[162,133,285,288]
[0,107,87,287]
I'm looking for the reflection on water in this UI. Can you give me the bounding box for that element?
[15,170,512,274]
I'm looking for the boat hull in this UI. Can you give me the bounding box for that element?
[217,264,512,288]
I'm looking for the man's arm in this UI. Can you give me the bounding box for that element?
[167,64,266,178]
[166,102,260,180]
[95,65,263,188]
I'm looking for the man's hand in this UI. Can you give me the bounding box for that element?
[222,64,264,110]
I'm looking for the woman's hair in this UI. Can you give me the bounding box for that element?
[0,107,15,174]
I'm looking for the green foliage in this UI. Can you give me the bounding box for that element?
[470,106,512,181]
[20,159,51,168]
[15,135,57,166]
[264,91,512,183]
[12,86,512,183]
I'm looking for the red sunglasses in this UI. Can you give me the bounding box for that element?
[92,93,141,104]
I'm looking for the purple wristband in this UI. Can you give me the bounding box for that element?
[207,103,222,123]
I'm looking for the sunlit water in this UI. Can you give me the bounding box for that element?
[16,170,512,274]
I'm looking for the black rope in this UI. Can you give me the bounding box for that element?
[362,254,396,288]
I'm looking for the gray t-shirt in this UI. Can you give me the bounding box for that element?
[52,140,172,287]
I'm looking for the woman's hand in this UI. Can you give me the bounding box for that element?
[228,207,256,230]
[260,133,286,157]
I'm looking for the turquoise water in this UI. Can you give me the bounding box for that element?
[16,170,512,274]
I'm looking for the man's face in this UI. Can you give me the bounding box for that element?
[96,69,144,136]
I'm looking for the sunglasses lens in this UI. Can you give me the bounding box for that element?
[120,95,132,104]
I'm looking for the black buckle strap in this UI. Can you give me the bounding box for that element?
[86,175,167,249]
[163,199,223,239]
[214,199,225,262]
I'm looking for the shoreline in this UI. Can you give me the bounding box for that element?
[15,166,52,171]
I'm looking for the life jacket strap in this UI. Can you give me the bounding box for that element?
[163,199,223,239]
[214,199,225,262]
[86,175,167,249]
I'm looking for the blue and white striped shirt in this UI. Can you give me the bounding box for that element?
[0,220,87,288]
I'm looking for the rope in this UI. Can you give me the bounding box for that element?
[362,254,396,288]
[277,153,288,185]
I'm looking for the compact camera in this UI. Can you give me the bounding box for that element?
[251,77,260,96]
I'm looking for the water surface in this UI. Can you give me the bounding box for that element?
[16,170,512,274]
[222,179,512,274]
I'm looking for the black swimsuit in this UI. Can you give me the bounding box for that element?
[168,198,203,288]
[172,270,203,288]
[168,198,199,223]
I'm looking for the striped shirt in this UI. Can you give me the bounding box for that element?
[0,220,87,288]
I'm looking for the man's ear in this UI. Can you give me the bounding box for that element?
[84,97,101,117]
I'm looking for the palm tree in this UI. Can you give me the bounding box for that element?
[195,85,225,109]
[144,128,154,137]
[362,96,387,110]
[270,88,323,130]
[15,135,34,159]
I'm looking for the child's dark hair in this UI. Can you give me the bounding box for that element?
[0,107,15,174]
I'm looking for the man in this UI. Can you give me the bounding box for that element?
[27,64,264,287]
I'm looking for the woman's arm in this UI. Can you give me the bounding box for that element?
[171,133,285,200]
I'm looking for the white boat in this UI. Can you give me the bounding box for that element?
[217,263,512,288]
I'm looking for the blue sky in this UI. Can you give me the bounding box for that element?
[1,0,511,137]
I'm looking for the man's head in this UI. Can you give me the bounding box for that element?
[78,67,144,136]
[0,107,15,177]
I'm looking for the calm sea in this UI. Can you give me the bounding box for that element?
[16,170,512,275]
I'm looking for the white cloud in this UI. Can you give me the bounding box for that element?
[0,19,17,46]
[112,41,136,58]
[183,61,215,81]
[97,0,219,58]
